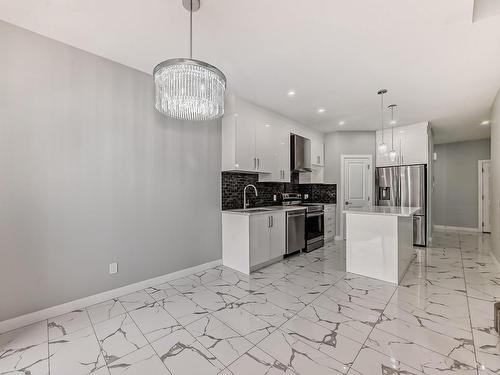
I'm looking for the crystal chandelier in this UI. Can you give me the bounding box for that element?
[153,0,226,121]
[377,89,388,154]
[388,104,398,162]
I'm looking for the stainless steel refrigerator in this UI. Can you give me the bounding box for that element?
[375,165,427,246]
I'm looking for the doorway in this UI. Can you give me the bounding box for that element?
[340,155,373,239]
[478,159,491,233]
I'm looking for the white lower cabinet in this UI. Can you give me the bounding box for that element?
[222,211,285,275]
[324,204,336,242]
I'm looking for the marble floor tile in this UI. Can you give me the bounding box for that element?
[228,346,295,375]
[297,303,372,344]
[213,305,276,344]
[48,309,92,339]
[280,316,363,368]
[237,294,295,327]
[49,326,105,375]
[185,315,253,366]
[258,329,347,374]
[189,267,224,284]
[151,328,224,375]
[312,293,382,328]
[128,301,181,342]
[107,345,169,375]
[145,282,180,301]
[252,284,308,313]
[5,232,498,375]
[473,328,500,374]
[351,346,426,375]
[0,321,49,375]
[375,315,476,367]
[215,266,268,293]
[185,286,239,312]
[161,293,208,325]
[169,276,203,293]
[117,290,155,312]
[87,299,126,325]
[366,327,477,375]
[94,314,147,364]
[204,278,250,300]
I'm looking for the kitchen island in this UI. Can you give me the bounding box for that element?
[344,206,420,284]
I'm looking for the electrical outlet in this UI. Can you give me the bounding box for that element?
[304,194,309,200]
[273,194,277,202]
[109,262,118,274]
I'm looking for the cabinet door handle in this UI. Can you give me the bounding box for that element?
[257,158,260,169]
[268,216,271,228]
[270,216,273,227]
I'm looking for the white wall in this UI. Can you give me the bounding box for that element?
[0,21,222,321]
[324,131,376,235]
[433,139,491,229]
[491,89,500,261]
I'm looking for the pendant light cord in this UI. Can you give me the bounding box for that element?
[189,0,193,59]
[391,106,394,148]
[380,92,384,143]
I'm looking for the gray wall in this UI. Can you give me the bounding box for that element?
[0,21,222,321]
[491,89,500,261]
[433,139,491,229]
[324,131,376,235]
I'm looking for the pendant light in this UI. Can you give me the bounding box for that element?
[377,89,388,154]
[153,0,226,121]
[388,104,398,162]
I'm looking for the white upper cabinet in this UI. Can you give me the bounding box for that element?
[399,122,429,165]
[258,117,291,183]
[223,96,324,181]
[376,122,429,167]
[311,139,324,166]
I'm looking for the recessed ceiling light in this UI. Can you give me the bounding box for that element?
[265,123,271,128]
[390,120,397,125]
[287,90,296,97]
[481,120,490,126]
[317,108,326,114]
[338,121,346,126]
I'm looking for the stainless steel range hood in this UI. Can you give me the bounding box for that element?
[290,134,312,172]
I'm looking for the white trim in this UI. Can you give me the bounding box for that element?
[478,159,491,233]
[433,224,479,233]
[0,259,221,334]
[339,154,373,240]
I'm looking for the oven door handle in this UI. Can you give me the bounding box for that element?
[306,212,324,218]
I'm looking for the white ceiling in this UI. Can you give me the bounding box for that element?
[1,0,499,144]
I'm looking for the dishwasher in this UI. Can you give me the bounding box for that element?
[286,210,306,255]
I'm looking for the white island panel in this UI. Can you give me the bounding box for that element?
[346,213,399,283]
[344,206,418,284]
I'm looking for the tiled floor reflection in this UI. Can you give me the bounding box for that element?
[0,230,497,374]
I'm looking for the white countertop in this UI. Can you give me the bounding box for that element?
[343,206,420,217]
[223,206,306,216]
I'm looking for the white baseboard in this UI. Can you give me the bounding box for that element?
[433,225,480,233]
[0,259,221,334]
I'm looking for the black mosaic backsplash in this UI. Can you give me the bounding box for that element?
[222,172,336,210]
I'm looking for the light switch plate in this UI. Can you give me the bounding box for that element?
[109,262,118,274]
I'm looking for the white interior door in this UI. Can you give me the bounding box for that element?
[481,161,491,233]
[341,155,373,239]
[344,158,372,208]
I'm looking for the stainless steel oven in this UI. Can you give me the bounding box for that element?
[303,204,324,252]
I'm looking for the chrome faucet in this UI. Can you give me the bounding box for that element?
[243,184,258,209]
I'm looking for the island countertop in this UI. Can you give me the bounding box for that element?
[343,205,420,217]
